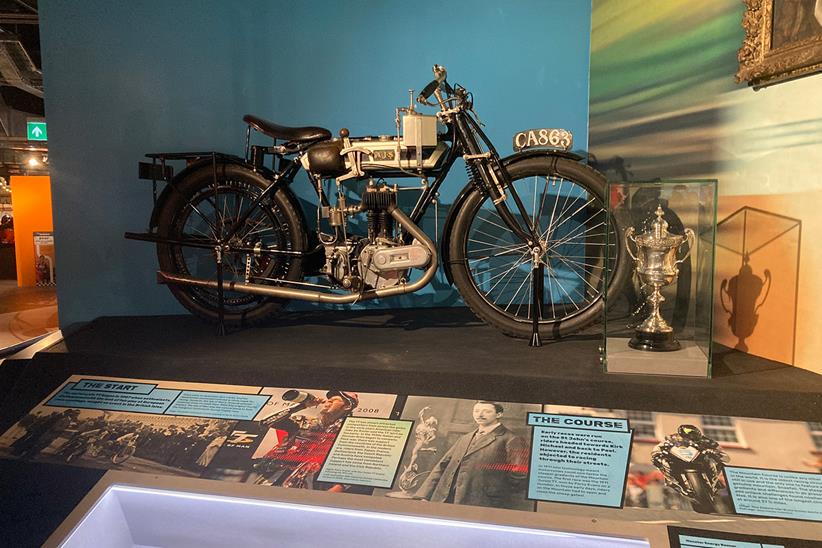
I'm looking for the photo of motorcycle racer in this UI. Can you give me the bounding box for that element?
[651,424,730,513]
[251,390,365,492]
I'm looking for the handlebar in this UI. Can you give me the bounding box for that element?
[417,64,449,105]
[417,79,440,103]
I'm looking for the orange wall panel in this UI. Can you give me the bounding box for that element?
[10,175,54,287]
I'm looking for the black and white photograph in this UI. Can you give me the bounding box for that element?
[378,396,540,511]
[0,407,234,476]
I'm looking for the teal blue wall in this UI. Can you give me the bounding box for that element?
[40,0,592,325]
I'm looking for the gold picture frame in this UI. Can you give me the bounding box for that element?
[736,0,822,89]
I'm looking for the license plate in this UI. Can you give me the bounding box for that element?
[512,128,573,152]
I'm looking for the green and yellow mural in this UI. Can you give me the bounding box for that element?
[590,0,822,374]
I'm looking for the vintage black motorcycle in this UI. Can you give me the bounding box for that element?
[126,65,627,340]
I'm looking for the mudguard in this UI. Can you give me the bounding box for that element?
[439,149,586,284]
[147,155,305,236]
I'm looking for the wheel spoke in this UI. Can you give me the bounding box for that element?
[475,255,531,287]
[470,226,516,246]
[467,241,528,256]
[473,212,519,235]
[531,176,538,234]
[544,198,597,242]
[186,202,220,240]
[172,179,291,312]
[503,270,532,312]
[555,255,601,295]
[548,221,606,251]
[546,263,580,310]
[481,255,530,294]
[468,250,527,263]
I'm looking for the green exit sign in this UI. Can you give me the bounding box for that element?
[27,121,47,141]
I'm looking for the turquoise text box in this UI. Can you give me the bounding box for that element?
[725,467,822,522]
[165,391,269,420]
[528,420,631,507]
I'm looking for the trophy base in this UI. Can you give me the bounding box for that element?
[629,330,681,352]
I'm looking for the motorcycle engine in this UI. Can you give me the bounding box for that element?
[359,240,403,289]
[324,241,361,291]
[321,181,431,291]
[359,238,431,289]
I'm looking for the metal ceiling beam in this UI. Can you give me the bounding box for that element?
[0,13,38,24]
[0,39,42,97]
[10,0,37,14]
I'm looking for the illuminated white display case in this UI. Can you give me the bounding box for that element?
[51,483,650,548]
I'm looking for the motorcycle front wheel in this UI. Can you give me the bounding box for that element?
[112,444,136,465]
[685,470,717,514]
[449,156,627,339]
[156,164,306,326]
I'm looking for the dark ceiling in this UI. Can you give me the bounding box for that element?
[0,0,44,177]
[0,0,41,116]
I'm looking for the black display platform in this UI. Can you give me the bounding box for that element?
[2,308,821,428]
[1,308,821,547]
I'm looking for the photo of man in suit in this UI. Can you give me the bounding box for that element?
[414,401,529,509]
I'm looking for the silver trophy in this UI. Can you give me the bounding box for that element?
[625,206,694,351]
[385,406,438,498]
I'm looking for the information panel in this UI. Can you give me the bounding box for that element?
[318,418,413,488]
[47,379,270,420]
[667,526,807,548]
[725,466,822,522]
[526,413,632,508]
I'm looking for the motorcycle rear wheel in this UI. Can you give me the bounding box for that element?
[156,164,306,326]
[449,156,628,339]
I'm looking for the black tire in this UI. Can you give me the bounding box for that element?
[156,163,306,326]
[450,156,628,339]
[112,444,136,465]
[686,470,716,514]
[60,442,85,463]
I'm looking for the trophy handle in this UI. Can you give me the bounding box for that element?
[755,269,772,313]
[674,228,695,266]
[624,227,638,261]
[719,279,732,314]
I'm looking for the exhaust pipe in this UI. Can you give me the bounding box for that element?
[157,206,438,304]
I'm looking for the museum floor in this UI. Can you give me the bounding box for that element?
[0,308,820,546]
[0,280,58,352]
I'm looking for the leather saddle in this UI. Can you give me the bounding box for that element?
[243,114,331,143]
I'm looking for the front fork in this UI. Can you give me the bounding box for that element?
[456,114,545,343]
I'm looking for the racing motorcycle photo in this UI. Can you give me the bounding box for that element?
[126,65,628,341]
[651,425,730,513]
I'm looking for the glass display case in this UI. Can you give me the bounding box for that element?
[602,180,717,377]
